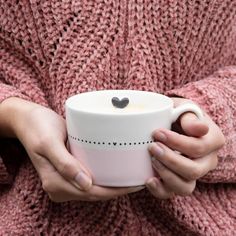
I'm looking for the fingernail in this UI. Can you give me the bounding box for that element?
[75,171,92,190]
[149,144,164,157]
[155,131,167,142]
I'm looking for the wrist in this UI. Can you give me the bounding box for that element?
[0,97,41,138]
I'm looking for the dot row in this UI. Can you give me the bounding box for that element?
[69,135,154,146]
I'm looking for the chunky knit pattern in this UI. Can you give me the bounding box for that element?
[0,1,236,235]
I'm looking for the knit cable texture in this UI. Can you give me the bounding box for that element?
[0,0,236,235]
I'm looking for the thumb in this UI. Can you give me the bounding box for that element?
[42,140,92,191]
[179,112,208,137]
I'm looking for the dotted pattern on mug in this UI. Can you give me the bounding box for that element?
[68,135,154,146]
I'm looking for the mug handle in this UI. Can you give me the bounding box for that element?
[171,103,204,123]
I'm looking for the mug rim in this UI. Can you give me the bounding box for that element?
[65,89,174,116]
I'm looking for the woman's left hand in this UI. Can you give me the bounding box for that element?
[146,97,225,199]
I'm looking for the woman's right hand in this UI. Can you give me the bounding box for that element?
[2,97,143,202]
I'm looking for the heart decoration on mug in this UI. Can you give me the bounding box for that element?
[112,97,129,108]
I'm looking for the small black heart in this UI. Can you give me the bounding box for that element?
[112,97,129,109]
[113,142,117,146]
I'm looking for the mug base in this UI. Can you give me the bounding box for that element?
[69,141,154,187]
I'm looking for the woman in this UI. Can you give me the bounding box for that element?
[0,0,235,235]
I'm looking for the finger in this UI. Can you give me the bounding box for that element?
[32,154,144,202]
[30,153,77,199]
[30,153,57,180]
[149,142,218,181]
[45,170,144,202]
[178,112,208,137]
[155,115,225,158]
[38,140,92,191]
[29,153,79,202]
[194,151,218,172]
[86,185,145,201]
[151,159,196,196]
[153,128,220,158]
[146,177,174,199]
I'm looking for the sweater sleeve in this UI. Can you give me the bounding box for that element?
[0,41,48,184]
[165,66,236,183]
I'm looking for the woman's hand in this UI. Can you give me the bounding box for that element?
[4,97,143,202]
[146,97,225,199]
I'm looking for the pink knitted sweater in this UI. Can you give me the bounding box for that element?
[0,1,236,235]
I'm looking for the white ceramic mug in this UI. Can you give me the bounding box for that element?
[65,90,203,187]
